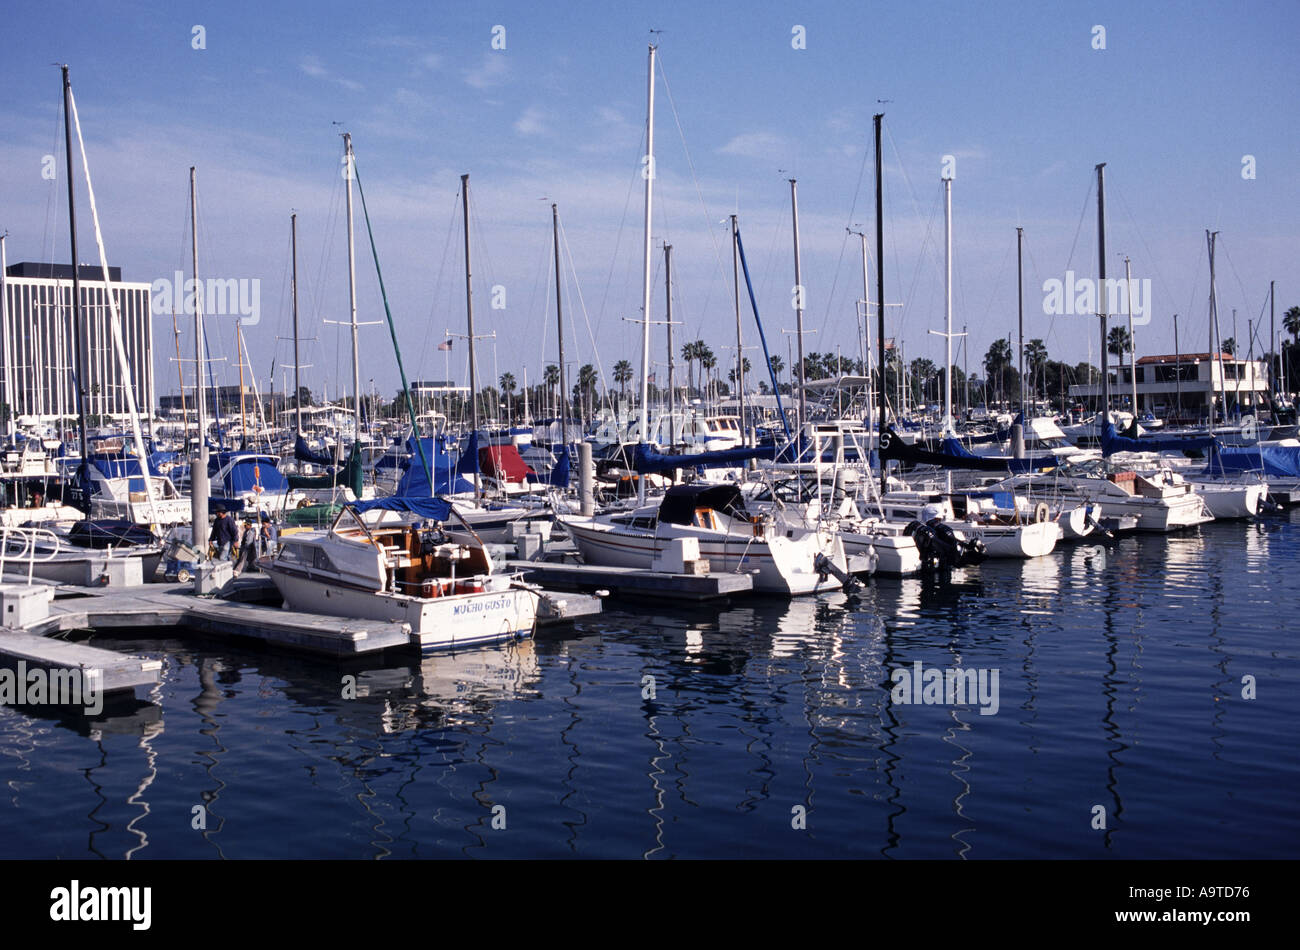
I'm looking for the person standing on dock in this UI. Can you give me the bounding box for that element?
[213,509,238,560]
[233,518,259,576]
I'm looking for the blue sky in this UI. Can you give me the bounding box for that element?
[2,0,1297,404]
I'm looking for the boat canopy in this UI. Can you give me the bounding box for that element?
[1203,441,1300,477]
[1101,423,1216,457]
[657,483,748,526]
[349,495,453,521]
[294,433,337,466]
[479,444,534,483]
[633,442,777,475]
[397,435,475,496]
[210,453,289,493]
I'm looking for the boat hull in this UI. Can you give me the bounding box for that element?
[263,564,538,651]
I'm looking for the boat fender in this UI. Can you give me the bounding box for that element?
[1034,502,1050,524]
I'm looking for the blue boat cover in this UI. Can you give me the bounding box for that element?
[1203,441,1300,477]
[350,496,453,521]
[396,436,475,496]
[1101,423,1217,457]
[632,442,777,474]
[294,433,336,466]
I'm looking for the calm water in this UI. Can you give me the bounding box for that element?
[3,511,1298,859]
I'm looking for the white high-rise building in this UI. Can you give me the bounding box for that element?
[1,261,155,429]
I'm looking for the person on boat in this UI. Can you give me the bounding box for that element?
[213,508,238,560]
[233,518,259,576]
[30,489,44,508]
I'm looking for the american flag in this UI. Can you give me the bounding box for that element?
[437,339,453,351]
[647,373,656,383]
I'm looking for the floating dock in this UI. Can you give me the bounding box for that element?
[505,559,755,601]
[0,573,602,691]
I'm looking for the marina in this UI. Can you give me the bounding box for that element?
[0,4,1295,906]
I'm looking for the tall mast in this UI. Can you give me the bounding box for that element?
[190,165,209,554]
[874,113,886,497]
[731,214,745,442]
[1269,280,1276,423]
[790,179,806,439]
[1096,163,1109,424]
[665,242,675,447]
[343,133,361,443]
[1173,313,1181,419]
[944,177,953,429]
[1124,255,1137,415]
[1207,230,1225,423]
[637,44,656,449]
[291,212,302,433]
[552,202,568,443]
[237,323,247,443]
[462,173,480,499]
[0,234,10,438]
[637,43,656,504]
[1016,225,1024,418]
[61,66,90,467]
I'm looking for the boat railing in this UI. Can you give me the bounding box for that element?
[0,525,63,585]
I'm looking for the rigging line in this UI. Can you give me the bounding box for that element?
[1110,179,1178,319]
[1063,170,1095,273]
[656,52,731,297]
[593,130,643,347]
[559,216,611,395]
[419,191,462,377]
[352,158,432,485]
[42,93,64,274]
[1215,235,1258,327]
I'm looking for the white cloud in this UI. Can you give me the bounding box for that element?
[514,107,547,136]
[464,53,509,89]
[717,131,791,159]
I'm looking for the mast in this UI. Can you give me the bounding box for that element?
[343,133,361,444]
[790,179,806,439]
[237,323,246,444]
[291,212,301,434]
[637,43,657,503]
[665,242,675,447]
[1124,255,1137,415]
[461,173,480,499]
[1269,280,1276,423]
[1096,163,1109,425]
[1016,225,1024,418]
[189,165,209,555]
[552,202,568,444]
[1173,313,1181,419]
[944,178,954,429]
[1207,230,1226,423]
[61,66,90,468]
[731,214,745,443]
[856,229,874,430]
[874,113,886,497]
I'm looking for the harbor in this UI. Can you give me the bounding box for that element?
[0,4,1296,911]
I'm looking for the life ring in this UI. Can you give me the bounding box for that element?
[1034,502,1050,524]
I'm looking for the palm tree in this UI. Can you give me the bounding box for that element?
[727,357,752,388]
[1025,338,1048,400]
[498,372,516,416]
[681,341,701,397]
[576,363,598,423]
[612,359,633,400]
[699,348,716,406]
[543,363,560,418]
[1107,326,1131,359]
[768,353,784,391]
[1222,337,1236,357]
[1285,306,1300,345]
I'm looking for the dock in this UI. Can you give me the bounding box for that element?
[0,573,603,693]
[506,559,755,601]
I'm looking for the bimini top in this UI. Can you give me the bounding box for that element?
[657,483,748,526]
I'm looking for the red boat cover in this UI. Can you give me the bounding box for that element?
[479,444,535,483]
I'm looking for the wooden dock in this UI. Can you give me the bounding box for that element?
[0,573,604,694]
[506,560,755,601]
